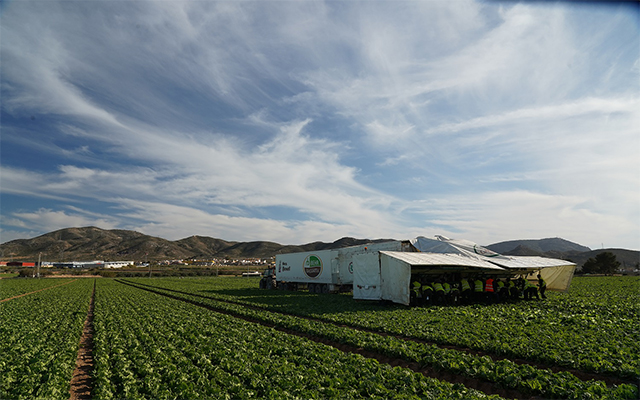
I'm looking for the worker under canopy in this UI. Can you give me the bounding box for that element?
[352,249,506,306]
[410,236,576,292]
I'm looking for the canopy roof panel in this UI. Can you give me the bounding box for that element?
[409,236,575,270]
[380,251,505,270]
[486,255,575,269]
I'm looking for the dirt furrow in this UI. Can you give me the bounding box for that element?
[69,279,96,400]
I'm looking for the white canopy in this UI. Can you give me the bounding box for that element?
[380,251,505,270]
[409,236,577,291]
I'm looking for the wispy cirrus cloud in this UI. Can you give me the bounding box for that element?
[1,1,638,250]
[423,97,639,136]
[405,189,637,249]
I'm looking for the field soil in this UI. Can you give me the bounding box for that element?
[69,281,96,400]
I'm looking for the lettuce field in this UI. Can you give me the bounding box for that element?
[0,275,638,399]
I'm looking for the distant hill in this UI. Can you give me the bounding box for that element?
[566,249,640,272]
[486,238,591,255]
[1,228,637,271]
[0,227,192,262]
[0,227,394,262]
[486,238,639,272]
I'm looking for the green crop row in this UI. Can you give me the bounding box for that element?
[94,279,498,399]
[139,276,639,379]
[0,279,94,399]
[124,279,638,400]
[0,278,74,300]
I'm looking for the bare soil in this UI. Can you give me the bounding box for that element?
[69,280,96,400]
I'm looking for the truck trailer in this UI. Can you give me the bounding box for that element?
[260,240,412,293]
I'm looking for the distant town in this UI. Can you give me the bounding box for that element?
[1,257,272,269]
[0,257,274,278]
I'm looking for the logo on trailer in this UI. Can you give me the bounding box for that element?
[303,254,323,278]
[473,245,500,257]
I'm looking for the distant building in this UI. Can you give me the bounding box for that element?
[2,261,36,267]
[49,260,133,269]
[104,261,133,269]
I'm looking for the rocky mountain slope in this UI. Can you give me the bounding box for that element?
[486,237,591,255]
[1,227,637,269]
[0,227,392,261]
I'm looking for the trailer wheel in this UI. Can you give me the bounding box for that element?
[314,284,323,294]
[322,284,329,294]
[259,279,265,289]
[308,283,315,293]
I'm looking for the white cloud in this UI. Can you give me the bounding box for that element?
[1,29,122,126]
[3,208,119,236]
[1,1,638,251]
[295,4,580,145]
[0,117,405,242]
[424,97,639,136]
[114,199,350,243]
[0,229,44,244]
[408,190,637,249]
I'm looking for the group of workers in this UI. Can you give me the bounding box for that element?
[411,273,547,306]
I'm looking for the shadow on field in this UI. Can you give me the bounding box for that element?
[198,288,406,315]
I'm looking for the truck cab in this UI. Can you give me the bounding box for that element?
[258,266,276,289]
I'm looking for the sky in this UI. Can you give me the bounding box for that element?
[1,1,639,250]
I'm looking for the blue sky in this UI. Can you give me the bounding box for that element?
[1,1,638,250]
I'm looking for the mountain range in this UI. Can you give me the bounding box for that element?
[0,227,393,262]
[1,227,638,269]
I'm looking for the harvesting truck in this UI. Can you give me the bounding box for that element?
[260,240,412,293]
[258,235,577,305]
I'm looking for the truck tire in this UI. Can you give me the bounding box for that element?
[322,284,330,294]
[259,279,265,289]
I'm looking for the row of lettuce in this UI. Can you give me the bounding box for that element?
[1,276,637,399]
[93,280,495,399]
[122,278,638,400]
[0,278,497,399]
[138,276,639,380]
[0,279,93,399]
[0,277,75,300]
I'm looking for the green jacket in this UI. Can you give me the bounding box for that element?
[412,281,423,297]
